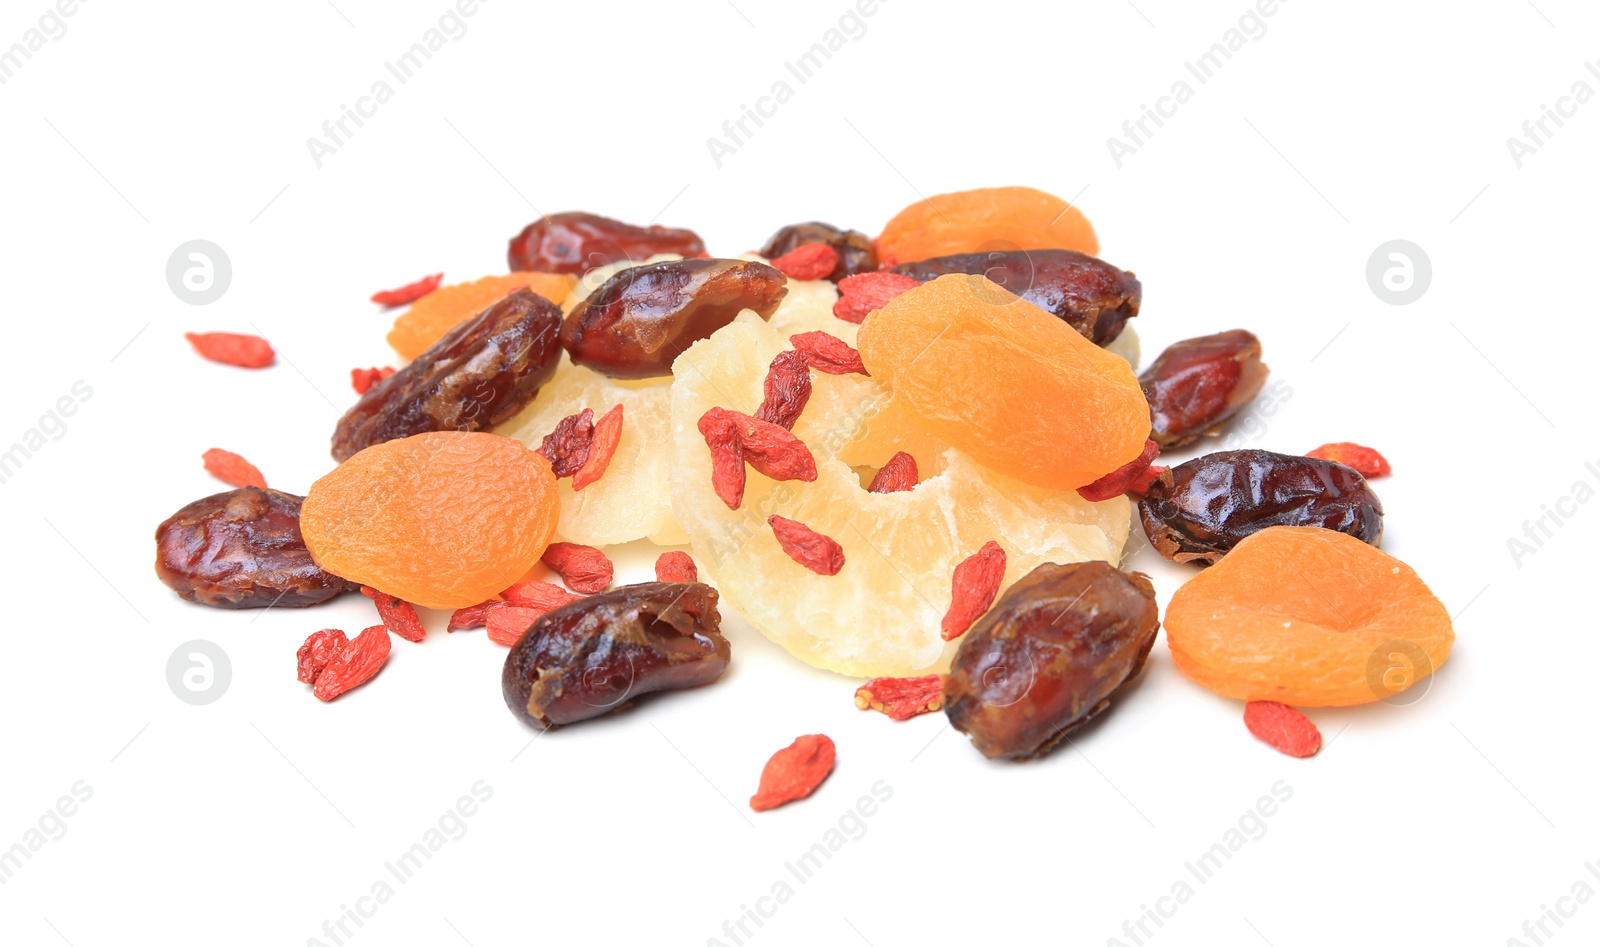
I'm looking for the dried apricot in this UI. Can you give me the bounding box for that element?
[301,432,559,610]
[386,272,574,362]
[875,186,1099,268]
[1165,526,1453,706]
[857,274,1150,491]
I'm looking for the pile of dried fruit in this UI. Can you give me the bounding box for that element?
[153,186,1451,807]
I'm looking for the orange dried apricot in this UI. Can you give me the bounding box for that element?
[301,432,558,610]
[857,273,1150,491]
[1165,526,1454,707]
[387,272,575,362]
[875,186,1099,268]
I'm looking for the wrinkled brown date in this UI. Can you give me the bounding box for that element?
[502,582,730,729]
[508,211,706,275]
[1139,329,1269,448]
[155,487,357,608]
[1139,449,1384,564]
[892,249,1141,345]
[562,258,788,379]
[944,562,1159,761]
[758,221,878,282]
[331,288,563,461]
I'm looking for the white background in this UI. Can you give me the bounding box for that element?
[1,1,1595,945]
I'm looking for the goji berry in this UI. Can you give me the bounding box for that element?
[832,272,920,323]
[1077,439,1160,502]
[536,408,596,478]
[769,515,844,576]
[655,551,698,583]
[312,624,391,701]
[726,409,818,483]
[1243,701,1322,758]
[370,272,443,307]
[501,579,584,611]
[350,366,396,394]
[942,541,1006,641]
[185,331,275,368]
[768,243,840,281]
[790,331,868,376]
[486,606,545,646]
[1306,442,1391,478]
[297,628,348,684]
[867,451,919,494]
[542,542,614,593]
[360,586,426,642]
[1129,464,1166,498]
[750,734,836,811]
[202,448,267,489]
[854,674,944,720]
[754,350,812,431]
[698,408,747,509]
[571,404,622,491]
[448,599,503,632]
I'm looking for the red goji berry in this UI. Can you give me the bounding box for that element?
[202,448,267,489]
[698,408,748,509]
[754,350,812,431]
[854,674,944,720]
[768,515,844,576]
[750,734,836,811]
[185,331,275,368]
[541,542,614,593]
[867,451,919,494]
[312,624,391,701]
[655,551,698,583]
[536,408,596,478]
[360,586,426,642]
[370,272,443,307]
[448,599,503,632]
[297,628,348,685]
[768,243,840,281]
[1129,464,1166,498]
[1306,442,1391,478]
[1243,701,1322,758]
[1077,439,1160,502]
[728,409,818,483]
[501,579,584,611]
[572,404,622,491]
[832,272,920,323]
[486,606,546,646]
[942,541,1006,640]
[350,366,396,394]
[790,331,868,376]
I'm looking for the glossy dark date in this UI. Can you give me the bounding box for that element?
[1139,330,1269,448]
[508,211,706,275]
[758,221,877,282]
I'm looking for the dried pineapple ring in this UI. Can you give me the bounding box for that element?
[669,311,1131,678]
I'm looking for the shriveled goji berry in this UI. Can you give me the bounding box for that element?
[185,331,275,368]
[350,366,396,394]
[754,350,812,431]
[867,451,919,494]
[313,625,391,701]
[698,408,747,509]
[1077,439,1160,502]
[854,674,944,720]
[749,734,836,811]
[202,448,267,489]
[501,579,584,611]
[535,408,595,478]
[371,272,443,307]
[655,551,698,583]
[297,628,348,684]
[360,586,426,642]
[942,541,1006,641]
[448,599,503,632]
[768,243,840,281]
[729,409,818,483]
[486,606,546,646]
[790,330,868,376]
[571,404,622,491]
[769,515,844,576]
[832,272,920,323]
[1243,700,1322,758]
[541,542,614,593]
[1306,442,1391,478]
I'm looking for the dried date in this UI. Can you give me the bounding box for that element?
[1138,449,1384,564]
[891,249,1141,345]
[1140,330,1269,448]
[562,258,787,379]
[944,562,1159,761]
[155,488,357,608]
[758,221,877,282]
[501,582,730,729]
[507,211,706,275]
[331,288,563,461]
